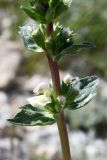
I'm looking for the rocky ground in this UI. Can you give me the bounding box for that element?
[0,9,107,160]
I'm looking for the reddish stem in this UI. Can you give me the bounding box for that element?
[46,54,61,94]
[46,23,72,160]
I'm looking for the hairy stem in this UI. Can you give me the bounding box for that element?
[47,54,71,160]
[57,112,71,160]
[46,54,61,95]
[46,23,71,160]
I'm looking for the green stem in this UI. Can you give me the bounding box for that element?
[57,112,71,160]
[46,53,71,160]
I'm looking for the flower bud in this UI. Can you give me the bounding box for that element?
[57,96,66,106]
[61,28,71,38]
[64,74,72,83]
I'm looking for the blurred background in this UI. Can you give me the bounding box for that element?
[0,0,107,159]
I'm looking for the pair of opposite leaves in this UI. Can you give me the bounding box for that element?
[8,76,99,126]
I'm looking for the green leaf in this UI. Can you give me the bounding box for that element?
[19,24,44,53]
[65,86,79,108]
[50,0,60,8]
[21,5,45,23]
[55,42,95,60]
[82,42,96,48]
[32,24,46,50]
[61,79,79,108]
[68,76,99,110]
[79,76,98,89]
[8,104,55,126]
[34,2,46,17]
[45,37,55,55]
[61,81,70,96]
[55,0,71,19]
[30,0,36,6]
[45,7,55,22]
[45,102,56,113]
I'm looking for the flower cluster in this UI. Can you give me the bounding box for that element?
[8,75,99,126]
[20,23,95,60]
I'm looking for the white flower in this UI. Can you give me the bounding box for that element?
[27,95,51,109]
[33,82,52,97]
[33,82,49,94]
